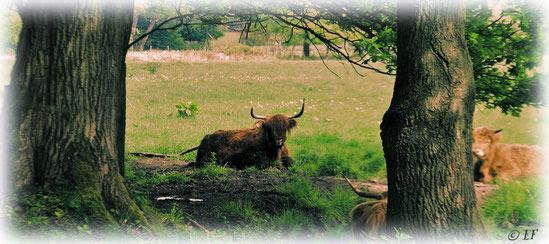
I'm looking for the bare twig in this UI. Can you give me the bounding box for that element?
[186,216,212,235]
[128,146,199,158]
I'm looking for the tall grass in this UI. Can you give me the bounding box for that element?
[482,177,542,238]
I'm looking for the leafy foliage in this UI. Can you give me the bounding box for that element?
[265,0,544,115]
[171,101,199,118]
[465,0,544,116]
[179,23,224,43]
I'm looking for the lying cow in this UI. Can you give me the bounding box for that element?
[344,176,387,238]
[472,127,544,183]
[192,99,305,169]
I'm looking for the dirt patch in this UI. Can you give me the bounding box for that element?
[128,158,497,231]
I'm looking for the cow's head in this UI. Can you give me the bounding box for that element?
[472,127,502,160]
[251,99,305,149]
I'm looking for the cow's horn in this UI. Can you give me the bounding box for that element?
[495,129,503,133]
[288,98,305,119]
[250,107,267,120]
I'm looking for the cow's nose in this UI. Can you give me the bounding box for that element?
[472,149,484,157]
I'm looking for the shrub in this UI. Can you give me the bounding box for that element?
[145,63,160,74]
[171,101,199,118]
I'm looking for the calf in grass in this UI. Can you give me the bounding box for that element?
[344,176,388,238]
[192,99,305,169]
[472,127,545,183]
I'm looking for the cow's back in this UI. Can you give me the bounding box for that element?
[196,127,273,167]
[491,143,544,180]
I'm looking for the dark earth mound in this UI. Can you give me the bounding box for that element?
[126,158,496,232]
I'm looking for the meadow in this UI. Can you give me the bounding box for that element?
[123,48,544,239]
[125,56,544,180]
[4,33,544,240]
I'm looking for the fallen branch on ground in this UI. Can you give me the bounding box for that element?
[128,146,199,158]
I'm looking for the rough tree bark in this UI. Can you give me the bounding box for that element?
[380,0,482,239]
[8,0,148,229]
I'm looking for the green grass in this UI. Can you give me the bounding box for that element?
[126,59,544,179]
[190,164,228,180]
[482,177,542,239]
[124,57,544,239]
[221,200,258,220]
[126,60,395,178]
[276,175,362,233]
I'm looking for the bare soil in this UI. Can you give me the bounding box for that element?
[127,157,497,232]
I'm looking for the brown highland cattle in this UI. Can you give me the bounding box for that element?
[193,99,305,169]
[344,176,388,238]
[472,127,545,183]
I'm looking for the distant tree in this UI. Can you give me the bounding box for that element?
[5,7,22,54]
[138,14,160,50]
[179,24,224,43]
[136,14,183,49]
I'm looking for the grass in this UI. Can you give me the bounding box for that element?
[482,177,542,239]
[4,34,544,239]
[126,60,396,178]
[123,55,544,240]
[121,158,363,239]
[125,58,544,179]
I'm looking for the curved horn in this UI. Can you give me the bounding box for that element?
[250,107,267,120]
[288,98,305,119]
[343,175,384,200]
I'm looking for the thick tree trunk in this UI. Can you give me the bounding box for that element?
[8,0,148,229]
[380,0,481,239]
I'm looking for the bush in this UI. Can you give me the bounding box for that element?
[171,101,199,118]
[145,63,160,74]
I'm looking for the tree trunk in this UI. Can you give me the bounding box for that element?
[380,0,481,239]
[138,14,159,51]
[129,10,139,51]
[8,0,148,229]
[303,31,310,58]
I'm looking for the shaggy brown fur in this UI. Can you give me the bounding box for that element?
[472,127,544,183]
[193,100,304,169]
[350,199,387,237]
[344,176,388,238]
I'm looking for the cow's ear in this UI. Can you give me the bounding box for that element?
[289,119,297,129]
[492,129,502,142]
[255,121,264,128]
